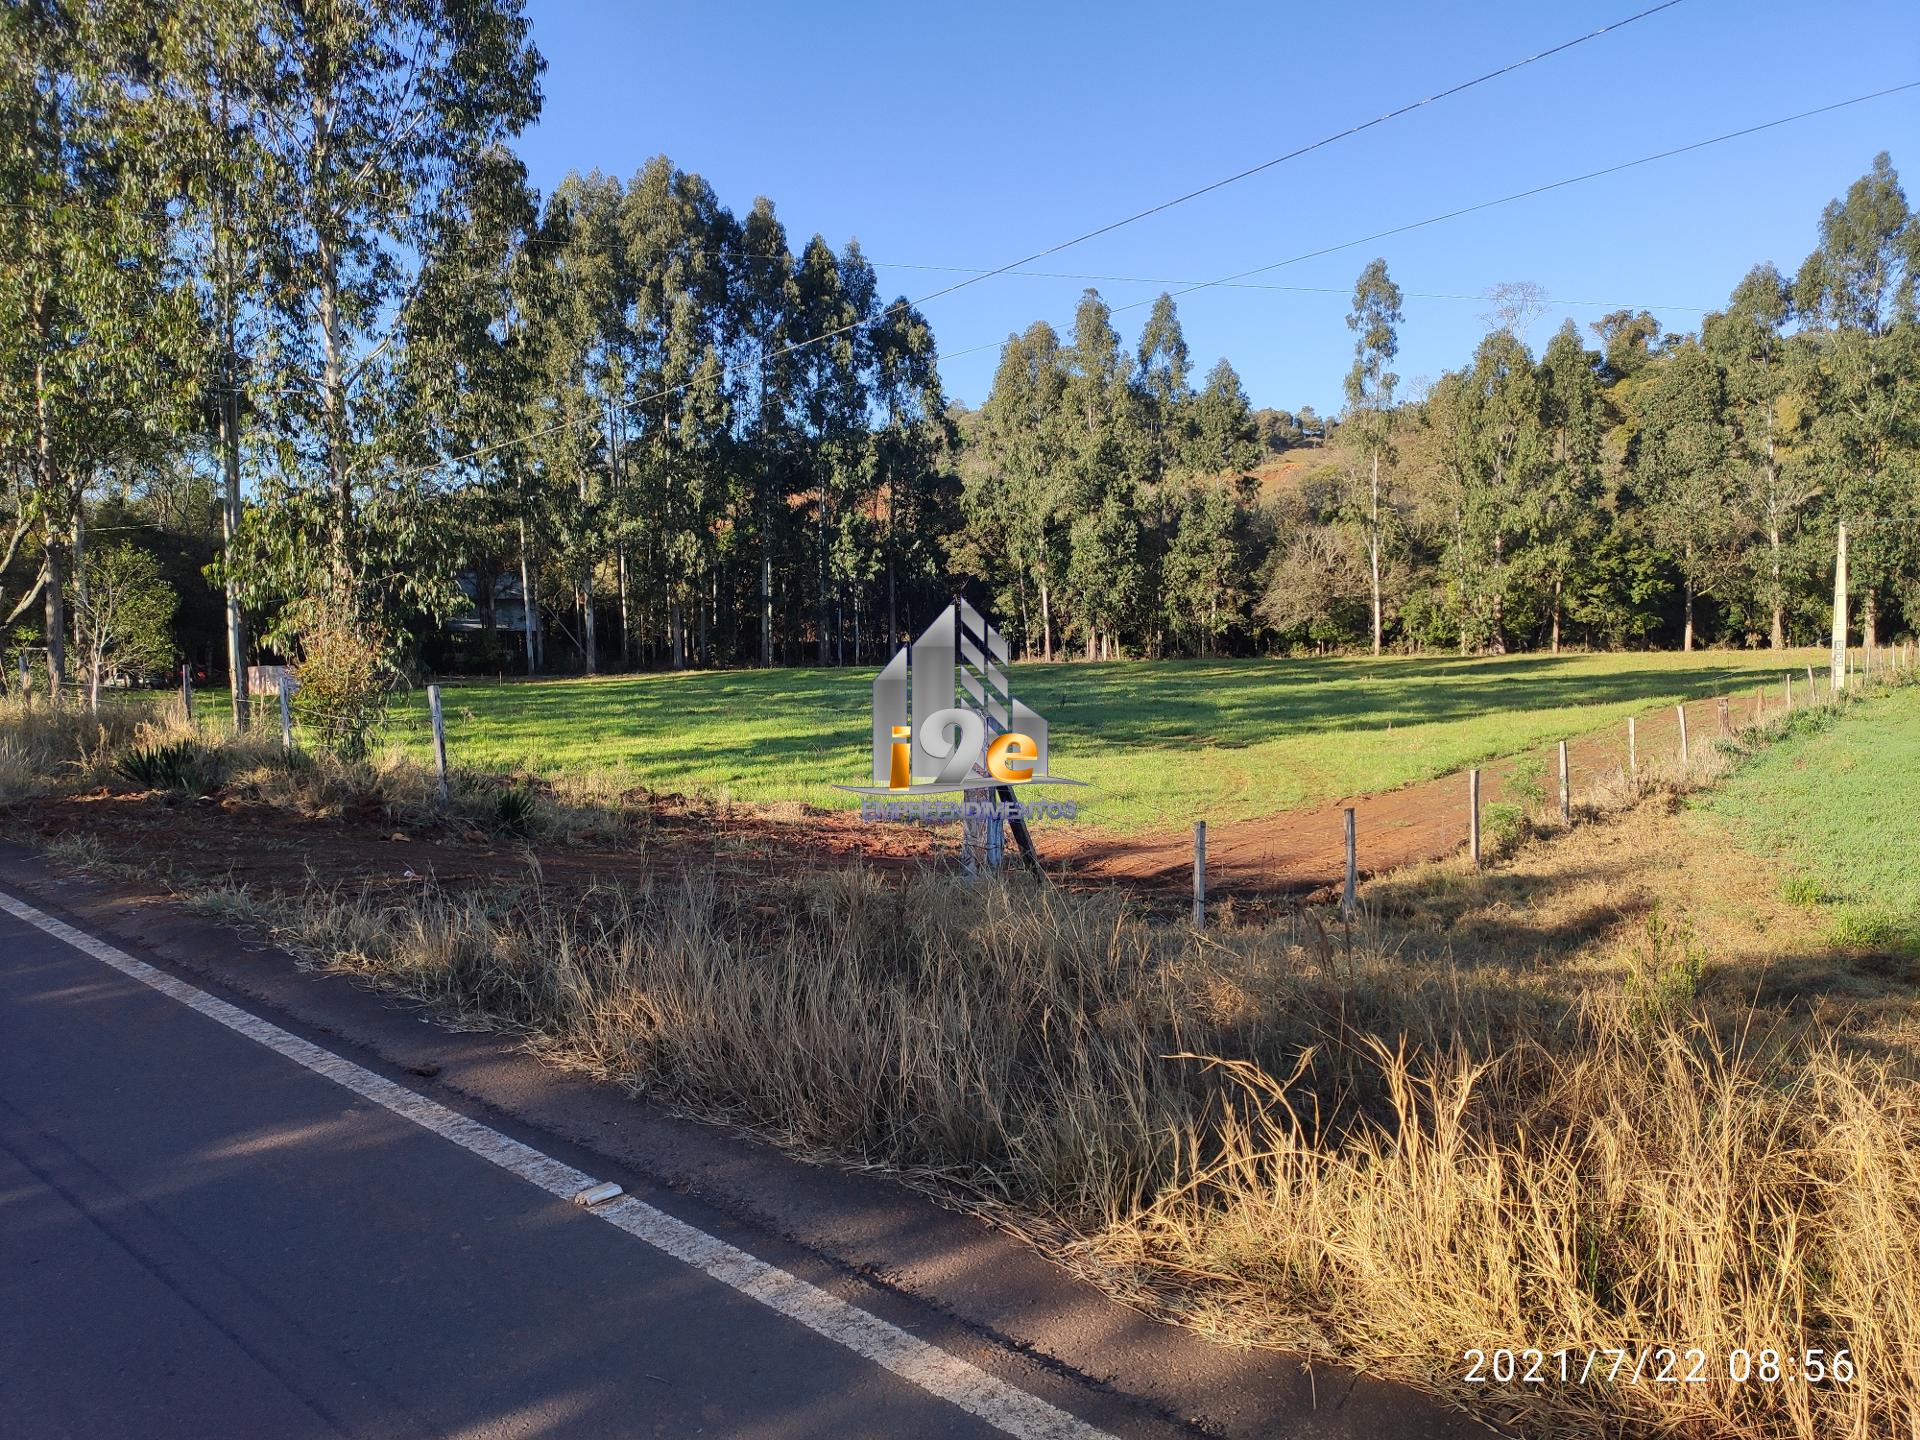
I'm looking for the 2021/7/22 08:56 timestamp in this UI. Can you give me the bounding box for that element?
[1462,1347,1858,1386]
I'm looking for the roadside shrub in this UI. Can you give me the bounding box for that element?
[492,785,536,838]
[291,608,393,761]
[114,739,220,795]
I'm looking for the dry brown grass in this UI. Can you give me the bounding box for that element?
[182,810,1920,1439]
[0,695,641,848]
[20,681,1920,1439]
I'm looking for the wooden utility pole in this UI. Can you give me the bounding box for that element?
[1831,520,1849,693]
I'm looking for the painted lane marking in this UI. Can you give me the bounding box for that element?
[0,888,1113,1440]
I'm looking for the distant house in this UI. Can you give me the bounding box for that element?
[450,573,534,635]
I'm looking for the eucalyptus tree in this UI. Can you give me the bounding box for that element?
[1343,258,1403,654]
[146,2,280,724]
[402,143,542,669]
[1424,330,1547,652]
[228,0,542,651]
[789,236,877,663]
[1061,290,1143,658]
[1131,293,1193,650]
[0,1,193,697]
[613,158,738,666]
[1704,264,1813,648]
[1635,343,1742,650]
[733,196,798,666]
[526,170,622,671]
[969,321,1071,658]
[870,298,950,651]
[1792,152,1918,650]
[1529,320,1606,651]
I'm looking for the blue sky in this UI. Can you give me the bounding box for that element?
[513,0,1918,414]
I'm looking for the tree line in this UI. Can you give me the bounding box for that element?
[4,1,1916,727]
[961,157,1919,660]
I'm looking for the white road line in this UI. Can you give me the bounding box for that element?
[0,888,1113,1440]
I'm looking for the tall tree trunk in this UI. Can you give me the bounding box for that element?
[1768,517,1785,650]
[517,519,537,674]
[1863,590,1878,654]
[318,230,350,596]
[220,353,247,724]
[70,506,86,655]
[617,546,630,668]
[42,532,65,701]
[579,468,596,676]
[1766,417,1785,651]
[816,482,830,666]
[1488,531,1506,655]
[1551,577,1562,654]
[1683,575,1695,653]
[760,485,772,668]
[1040,570,1054,663]
[1368,447,1383,656]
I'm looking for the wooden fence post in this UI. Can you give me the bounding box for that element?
[1784,672,1792,711]
[1722,696,1733,735]
[1191,820,1206,929]
[1341,807,1357,919]
[1558,740,1570,823]
[180,664,193,722]
[278,672,293,751]
[1677,704,1689,767]
[1628,715,1638,788]
[1469,769,1482,867]
[428,683,450,804]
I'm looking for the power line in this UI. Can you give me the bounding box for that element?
[935,80,1920,365]
[402,2,1687,481]
[1115,83,1920,317]
[865,262,1710,313]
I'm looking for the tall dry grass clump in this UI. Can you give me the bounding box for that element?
[215,860,1920,1438]
[0,695,151,802]
[1107,1029,1920,1438]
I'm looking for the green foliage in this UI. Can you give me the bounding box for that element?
[74,544,178,690]
[291,607,393,761]
[1623,903,1705,1032]
[1506,755,1547,811]
[114,741,219,795]
[492,785,537,839]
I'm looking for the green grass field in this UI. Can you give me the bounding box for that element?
[1703,684,1920,953]
[398,648,1832,834]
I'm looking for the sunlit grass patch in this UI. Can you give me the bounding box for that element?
[390,648,1829,832]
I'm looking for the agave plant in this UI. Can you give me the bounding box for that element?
[113,740,217,795]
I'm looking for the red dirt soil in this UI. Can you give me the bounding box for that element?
[19,687,1782,906]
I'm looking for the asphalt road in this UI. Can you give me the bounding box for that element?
[0,895,1120,1440]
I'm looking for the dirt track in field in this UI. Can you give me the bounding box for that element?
[1049,686,1783,898]
[20,685,1793,906]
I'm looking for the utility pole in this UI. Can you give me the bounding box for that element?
[1830,520,1848,693]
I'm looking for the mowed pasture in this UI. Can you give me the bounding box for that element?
[1705,683,1920,953]
[403,648,1833,833]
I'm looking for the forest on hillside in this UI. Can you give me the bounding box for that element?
[4,1,1917,720]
